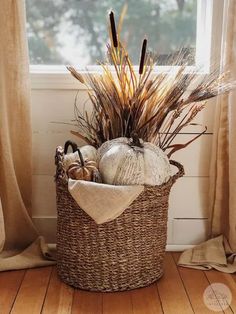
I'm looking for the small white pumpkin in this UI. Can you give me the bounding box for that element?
[63,145,97,170]
[80,145,97,161]
[98,136,171,186]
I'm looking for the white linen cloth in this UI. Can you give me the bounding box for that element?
[68,179,144,224]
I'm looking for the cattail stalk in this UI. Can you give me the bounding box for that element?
[139,38,147,75]
[109,11,118,48]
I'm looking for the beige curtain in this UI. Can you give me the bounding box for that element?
[0,199,5,252]
[178,0,236,272]
[0,0,55,270]
[209,0,236,251]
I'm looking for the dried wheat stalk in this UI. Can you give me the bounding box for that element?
[67,11,236,156]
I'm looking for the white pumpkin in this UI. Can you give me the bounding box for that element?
[63,145,97,170]
[98,137,171,186]
[80,145,97,161]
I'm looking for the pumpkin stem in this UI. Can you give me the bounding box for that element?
[77,148,85,167]
[130,133,143,148]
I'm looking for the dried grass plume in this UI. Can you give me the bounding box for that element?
[67,11,236,157]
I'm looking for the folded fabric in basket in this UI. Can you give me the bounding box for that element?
[68,179,144,224]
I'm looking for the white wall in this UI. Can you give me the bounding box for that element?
[31,87,215,248]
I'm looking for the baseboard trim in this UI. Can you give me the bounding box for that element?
[166,244,195,251]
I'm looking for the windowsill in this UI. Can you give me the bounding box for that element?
[30,64,211,90]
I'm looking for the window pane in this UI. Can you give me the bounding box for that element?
[26,0,197,66]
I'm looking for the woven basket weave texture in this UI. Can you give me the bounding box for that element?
[55,146,184,291]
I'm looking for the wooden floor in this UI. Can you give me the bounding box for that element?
[0,252,236,314]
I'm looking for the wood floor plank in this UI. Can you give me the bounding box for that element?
[71,290,102,314]
[11,266,52,314]
[0,269,25,314]
[156,252,194,314]
[131,283,163,314]
[42,267,74,314]
[103,291,133,314]
[172,252,224,314]
[2,254,236,314]
[205,269,236,313]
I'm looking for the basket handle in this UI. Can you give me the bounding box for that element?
[55,141,78,182]
[169,160,184,183]
[64,140,78,154]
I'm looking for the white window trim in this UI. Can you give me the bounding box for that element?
[30,0,224,90]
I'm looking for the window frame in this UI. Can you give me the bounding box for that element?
[30,0,225,90]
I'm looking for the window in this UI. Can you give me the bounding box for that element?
[26,0,197,66]
[27,0,224,89]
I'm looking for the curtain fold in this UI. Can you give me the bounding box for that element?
[178,0,236,272]
[0,0,55,270]
[210,0,236,252]
[0,199,5,252]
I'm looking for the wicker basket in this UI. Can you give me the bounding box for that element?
[55,146,184,292]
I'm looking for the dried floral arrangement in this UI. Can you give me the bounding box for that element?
[67,11,235,157]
